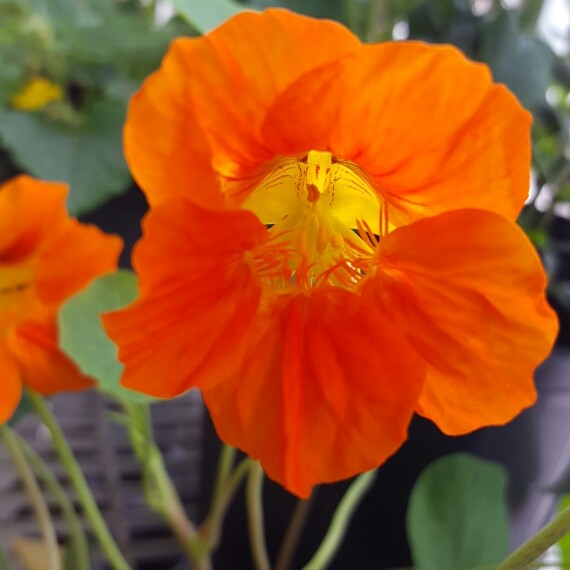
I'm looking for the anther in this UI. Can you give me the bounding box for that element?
[307,183,321,203]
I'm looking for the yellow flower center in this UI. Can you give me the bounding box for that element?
[243,150,383,289]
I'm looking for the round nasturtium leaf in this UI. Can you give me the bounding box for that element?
[58,270,152,403]
[407,452,510,570]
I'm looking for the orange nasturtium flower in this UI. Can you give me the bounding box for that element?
[104,10,558,497]
[0,175,122,423]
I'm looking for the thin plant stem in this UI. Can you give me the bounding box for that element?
[120,402,211,570]
[497,501,570,570]
[246,461,271,570]
[0,424,61,570]
[302,470,377,570]
[149,448,212,570]
[202,457,251,549]
[209,444,236,523]
[14,432,90,570]
[275,492,316,570]
[26,390,130,570]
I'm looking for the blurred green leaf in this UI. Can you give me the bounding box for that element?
[0,99,130,214]
[519,0,546,33]
[8,392,32,427]
[407,453,509,570]
[408,0,480,54]
[526,227,549,249]
[478,9,554,109]
[250,0,345,22]
[58,270,151,403]
[172,0,245,33]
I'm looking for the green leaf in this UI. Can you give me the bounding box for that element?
[250,0,345,22]
[478,9,554,110]
[0,99,130,215]
[407,453,510,570]
[8,391,32,427]
[172,0,245,33]
[58,270,151,403]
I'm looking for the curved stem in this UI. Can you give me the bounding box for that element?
[209,444,236,517]
[275,492,315,570]
[121,402,211,570]
[149,447,212,570]
[497,502,570,570]
[302,470,377,570]
[246,462,271,570]
[202,457,251,549]
[27,390,130,570]
[0,424,61,570]
[14,432,90,570]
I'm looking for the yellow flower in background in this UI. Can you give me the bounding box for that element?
[10,77,64,111]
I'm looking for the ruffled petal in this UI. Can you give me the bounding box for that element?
[203,287,425,498]
[263,42,530,224]
[104,200,266,396]
[0,176,68,261]
[124,38,224,208]
[187,9,361,175]
[35,220,122,307]
[362,209,558,434]
[8,318,93,395]
[0,344,22,424]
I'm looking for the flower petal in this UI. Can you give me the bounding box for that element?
[0,345,22,424]
[187,9,361,174]
[0,176,67,261]
[124,38,224,208]
[104,200,266,396]
[263,42,530,224]
[8,317,93,395]
[35,220,122,307]
[362,209,558,434]
[203,288,425,498]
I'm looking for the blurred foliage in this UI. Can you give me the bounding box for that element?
[0,0,188,214]
[407,453,510,570]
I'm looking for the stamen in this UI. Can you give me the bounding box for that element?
[239,150,383,294]
[356,219,378,251]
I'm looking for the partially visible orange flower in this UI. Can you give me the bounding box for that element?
[0,175,122,423]
[105,10,558,497]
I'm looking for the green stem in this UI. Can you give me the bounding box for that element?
[209,444,236,519]
[150,447,212,569]
[27,390,130,570]
[121,403,211,570]
[14,432,90,570]
[0,424,61,570]
[202,457,251,549]
[302,470,377,570]
[497,502,570,569]
[246,462,270,570]
[275,493,315,570]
